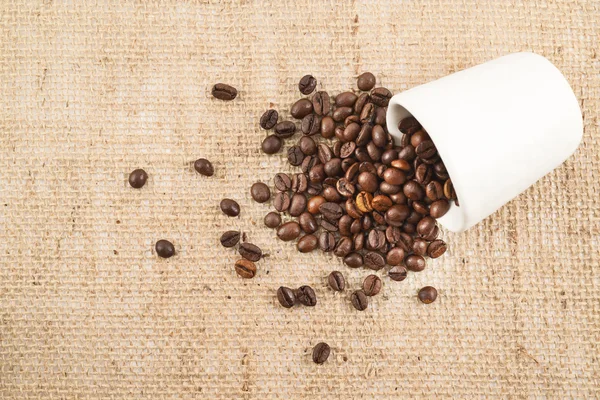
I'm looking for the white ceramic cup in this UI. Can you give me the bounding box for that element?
[386,52,583,232]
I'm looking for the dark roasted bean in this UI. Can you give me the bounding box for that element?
[211,83,237,100]
[351,290,368,311]
[220,231,241,248]
[260,109,278,130]
[239,242,262,262]
[299,75,317,95]
[277,286,296,308]
[328,271,345,291]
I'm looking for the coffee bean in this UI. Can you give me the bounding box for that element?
[338,215,353,236]
[299,136,317,156]
[351,290,368,311]
[344,162,359,183]
[418,286,438,304]
[366,142,383,161]
[299,75,317,95]
[358,172,378,193]
[412,238,429,256]
[384,204,410,227]
[298,212,318,233]
[277,286,296,308]
[385,226,401,244]
[289,193,307,217]
[341,157,356,172]
[343,252,363,268]
[128,169,148,188]
[430,199,450,218]
[402,222,416,234]
[220,231,241,248]
[361,215,373,231]
[370,87,392,106]
[367,229,386,251]
[291,173,308,193]
[322,186,342,203]
[357,72,376,91]
[312,342,331,364]
[413,201,429,215]
[416,140,437,159]
[308,163,325,183]
[403,180,424,201]
[336,92,358,107]
[321,116,335,138]
[290,98,314,119]
[381,149,398,166]
[444,178,456,200]
[233,258,257,279]
[307,195,326,214]
[277,221,301,241]
[312,91,330,116]
[194,158,214,177]
[398,145,416,161]
[316,143,332,164]
[426,181,444,201]
[354,93,370,115]
[408,129,428,147]
[220,199,240,217]
[386,247,405,266]
[374,107,387,126]
[287,146,305,166]
[354,147,372,162]
[371,125,387,148]
[250,182,271,203]
[405,254,426,271]
[275,121,297,138]
[332,106,353,122]
[260,109,279,130]
[428,239,447,258]
[390,192,407,204]
[274,173,292,192]
[415,164,432,185]
[398,116,421,134]
[433,161,450,180]
[319,202,343,221]
[155,239,175,258]
[389,266,408,281]
[371,195,392,212]
[333,236,353,257]
[390,159,410,171]
[297,234,318,253]
[332,141,343,157]
[301,114,321,136]
[396,232,413,252]
[307,182,322,195]
[211,83,237,100]
[355,123,372,147]
[264,212,281,228]
[239,242,262,262]
[340,142,357,159]
[336,178,356,198]
[319,232,336,252]
[296,285,317,306]
[364,251,385,270]
[417,216,437,240]
[273,192,290,212]
[324,158,343,177]
[379,182,401,195]
[261,135,283,154]
[363,275,382,296]
[328,271,345,291]
[382,167,406,186]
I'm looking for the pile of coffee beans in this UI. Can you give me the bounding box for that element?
[253,73,449,315]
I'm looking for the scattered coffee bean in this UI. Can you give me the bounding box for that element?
[351,290,368,311]
[318,232,336,252]
[128,169,148,188]
[363,275,382,296]
[386,247,405,266]
[291,98,314,119]
[239,242,262,262]
[364,251,385,270]
[427,239,447,258]
[312,91,330,116]
[264,212,282,228]
[418,286,438,304]
[275,121,297,138]
[155,239,175,258]
[262,134,283,154]
[234,259,256,279]
[220,199,240,217]
[357,72,376,91]
[211,83,237,100]
[194,158,214,176]
[336,92,358,107]
[307,195,326,214]
[312,342,331,364]
[260,109,279,130]
[288,145,305,166]
[299,75,317,95]
[344,252,364,268]
[370,87,392,107]
[328,271,345,291]
[220,230,241,248]
[296,285,317,306]
[320,116,335,138]
[333,236,353,257]
[289,193,307,217]
[299,136,317,156]
[250,182,271,203]
[297,234,318,253]
[405,254,426,271]
[413,238,429,256]
[389,266,408,281]
[277,221,301,241]
[277,286,296,308]
[273,192,290,212]
[274,173,292,191]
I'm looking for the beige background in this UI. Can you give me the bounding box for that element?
[1,0,599,398]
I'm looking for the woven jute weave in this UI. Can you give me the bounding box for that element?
[1,1,599,398]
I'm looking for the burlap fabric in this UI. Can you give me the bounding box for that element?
[1,1,599,398]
